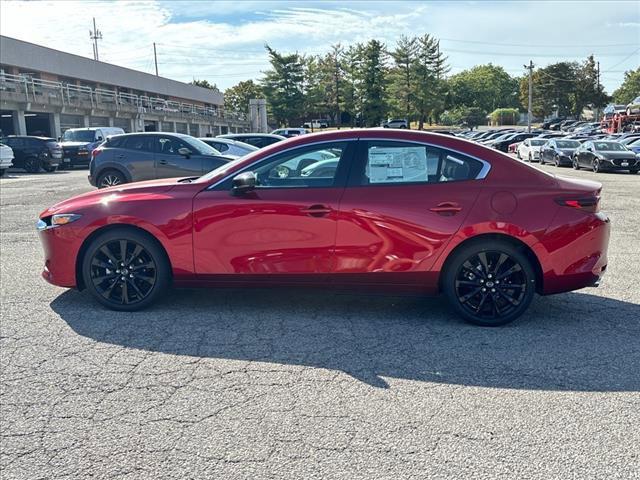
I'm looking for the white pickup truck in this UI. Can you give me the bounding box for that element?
[0,143,14,176]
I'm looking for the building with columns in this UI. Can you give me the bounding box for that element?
[0,35,250,138]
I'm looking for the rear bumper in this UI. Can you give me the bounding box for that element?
[539,212,610,295]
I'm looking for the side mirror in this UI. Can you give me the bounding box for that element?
[232,171,256,195]
[57,136,61,142]
[96,136,103,142]
[178,147,191,158]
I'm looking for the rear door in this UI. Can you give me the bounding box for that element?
[153,135,204,178]
[333,140,485,289]
[117,135,156,181]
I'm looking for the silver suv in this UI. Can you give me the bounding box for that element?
[382,119,408,129]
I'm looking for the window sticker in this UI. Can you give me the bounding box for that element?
[367,146,428,183]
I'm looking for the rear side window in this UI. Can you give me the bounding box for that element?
[352,141,484,186]
[106,136,125,148]
[211,142,228,152]
[122,136,153,152]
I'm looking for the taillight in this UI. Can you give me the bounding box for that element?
[555,195,600,213]
[91,148,103,160]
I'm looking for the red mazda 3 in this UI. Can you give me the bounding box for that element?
[38,129,610,326]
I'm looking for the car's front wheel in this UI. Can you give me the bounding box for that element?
[592,159,601,173]
[572,156,580,170]
[442,240,536,326]
[81,228,171,311]
[97,169,126,188]
[24,156,41,173]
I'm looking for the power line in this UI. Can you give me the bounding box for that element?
[602,47,640,72]
[439,37,638,48]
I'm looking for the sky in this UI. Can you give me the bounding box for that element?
[1,0,638,94]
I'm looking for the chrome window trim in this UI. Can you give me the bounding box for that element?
[205,136,492,190]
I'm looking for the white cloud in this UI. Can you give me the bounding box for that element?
[0,0,637,93]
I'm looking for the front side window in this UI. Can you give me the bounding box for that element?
[251,142,350,189]
[155,136,188,155]
[354,141,483,186]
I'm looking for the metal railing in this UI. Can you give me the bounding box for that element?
[0,72,246,122]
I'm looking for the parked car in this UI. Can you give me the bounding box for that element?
[539,139,581,167]
[199,137,258,157]
[541,117,565,129]
[626,96,640,115]
[217,133,285,149]
[517,137,547,161]
[271,128,309,138]
[302,120,329,129]
[60,127,125,169]
[0,136,62,172]
[492,132,537,152]
[89,132,235,188]
[558,119,579,131]
[0,143,14,176]
[621,136,640,155]
[381,118,409,129]
[572,140,638,173]
[38,129,610,327]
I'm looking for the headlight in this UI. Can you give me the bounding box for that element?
[37,213,82,230]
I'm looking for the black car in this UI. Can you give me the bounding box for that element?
[0,136,62,173]
[541,117,566,129]
[491,132,538,152]
[539,139,581,167]
[572,140,638,173]
[89,132,234,188]
[217,133,286,149]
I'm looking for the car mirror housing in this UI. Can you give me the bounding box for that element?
[231,171,257,195]
[178,147,191,157]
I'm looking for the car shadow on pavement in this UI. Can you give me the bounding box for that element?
[51,288,640,390]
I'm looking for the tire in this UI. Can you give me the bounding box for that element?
[43,165,57,173]
[97,169,126,188]
[0,169,5,177]
[592,159,601,173]
[516,150,521,160]
[442,240,536,326]
[572,157,580,170]
[81,228,171,311]
[554,155,560,167]
[24,156,41,173]
[527,152,532,163]
[630,169,638,174]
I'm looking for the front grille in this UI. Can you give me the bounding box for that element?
[612,158,636,166]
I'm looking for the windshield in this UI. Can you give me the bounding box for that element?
[556,140,580,148]
[530,139,546,146]
[180,136,221,155]
[594,142,627,152]
[62,130,95,142]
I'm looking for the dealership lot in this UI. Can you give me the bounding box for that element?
[1,166,639,479]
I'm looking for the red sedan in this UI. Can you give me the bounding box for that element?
[38,129,610,326]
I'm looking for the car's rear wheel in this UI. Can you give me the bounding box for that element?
[443,241,536,326]
[43,165,57,173]
[24,156,41,173]
[82,229,171,311]
[97,169,126,188]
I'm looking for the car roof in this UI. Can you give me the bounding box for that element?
[199,137,258,148]
[219,133,286,139]
[1,135,54,140]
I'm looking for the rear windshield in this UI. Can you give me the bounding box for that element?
[530,139,546,146]
[556,140,580,148]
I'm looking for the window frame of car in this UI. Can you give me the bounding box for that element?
[153,135,193,156]
[208,139,357,192]
[117,134,154,153]
[346,139,489,188]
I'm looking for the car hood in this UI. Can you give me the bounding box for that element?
[599,151,636,160]
[40,178,183,217]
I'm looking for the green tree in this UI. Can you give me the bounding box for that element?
[388,36,418,122]
[521,62,577,118]
[224,80,262,115]
[448,64,518,115]
[440,106,485,129]
[413,34,449,128]
[190,79,219,91]
[356,40,389,127]
[612,67,640,104]
[261,45,305,126]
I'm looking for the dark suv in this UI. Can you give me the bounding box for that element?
[89,132,234,188]
[0,136,62,173]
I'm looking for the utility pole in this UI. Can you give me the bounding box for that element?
[89,18,102,61]
[153,42,159,76]
[524,60,534,132]
[596,60,601,122]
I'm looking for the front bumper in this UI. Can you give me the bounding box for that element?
[38,223,86,288]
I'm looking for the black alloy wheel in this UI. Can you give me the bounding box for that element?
[82,229,170,311]
[592,158,601,173]
[444,242,535,326]
[24,156,41,173]
[98,170,125,188]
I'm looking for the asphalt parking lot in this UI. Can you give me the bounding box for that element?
[1,164,639,479]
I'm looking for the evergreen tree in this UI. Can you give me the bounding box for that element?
[261,45,305,126]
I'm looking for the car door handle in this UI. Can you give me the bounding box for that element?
[302,204,332,217]
[429,202,462,215]
[116,154,125,159]
[158,159,169,165]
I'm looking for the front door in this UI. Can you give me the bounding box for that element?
[333,140,485,287]
[192,141,355,275]
[153,135,204,178]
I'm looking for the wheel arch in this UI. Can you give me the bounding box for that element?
[438,233,544,294]
[96,163,132,183]
[75,223,172,290]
